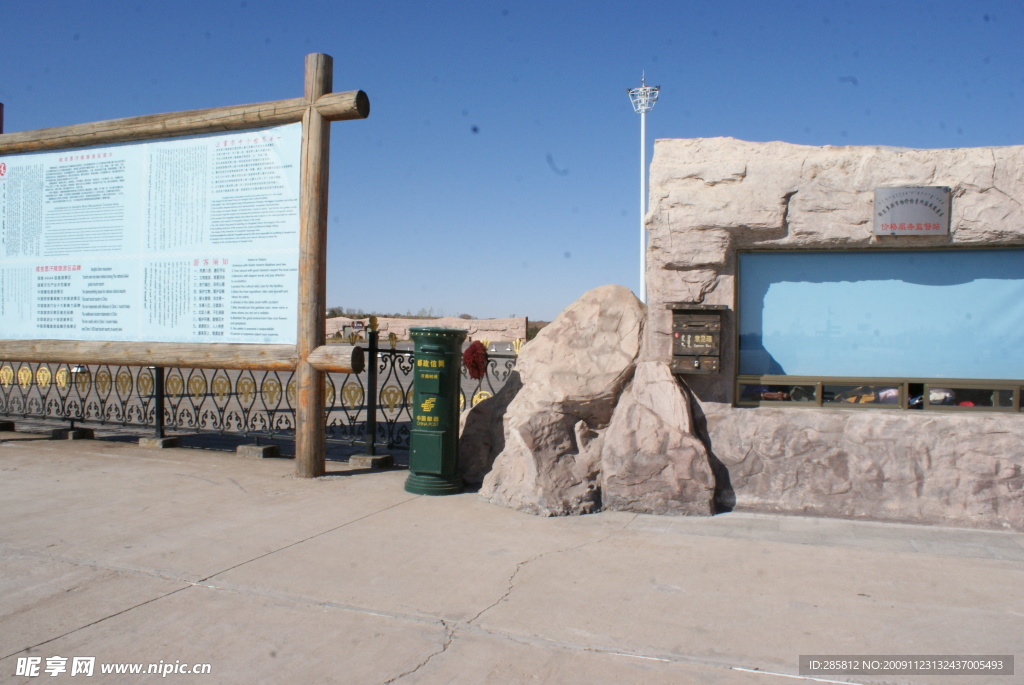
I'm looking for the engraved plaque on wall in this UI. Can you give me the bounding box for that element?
[873,186,950,236]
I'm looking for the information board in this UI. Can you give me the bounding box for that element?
[0,122,301,344]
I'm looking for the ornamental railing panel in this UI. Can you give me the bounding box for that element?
[0,346,520,451]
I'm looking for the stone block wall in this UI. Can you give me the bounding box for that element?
[644,138,1024,529]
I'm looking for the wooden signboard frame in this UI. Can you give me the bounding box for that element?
[0,53,368,477]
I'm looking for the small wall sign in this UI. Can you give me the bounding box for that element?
[873,186,950,236]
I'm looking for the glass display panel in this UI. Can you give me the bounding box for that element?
[921,385,1015,409]
[738,383,816,404]
[739,250,1024,379]
[822,384,900,406]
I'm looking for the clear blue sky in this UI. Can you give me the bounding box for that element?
[2,1,1021,321]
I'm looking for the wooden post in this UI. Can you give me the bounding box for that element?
[295,54,333,478]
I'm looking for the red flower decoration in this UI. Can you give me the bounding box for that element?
[462,341,488,380]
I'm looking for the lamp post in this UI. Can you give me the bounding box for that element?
[628,74,660,304]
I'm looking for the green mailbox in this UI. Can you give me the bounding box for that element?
[404,327,467,495]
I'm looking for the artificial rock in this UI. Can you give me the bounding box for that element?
[600,362,716,515]
[478,285,644,515]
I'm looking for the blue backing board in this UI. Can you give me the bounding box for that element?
[738,250,1024,379]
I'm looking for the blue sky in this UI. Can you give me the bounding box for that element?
[2,1,1021,321]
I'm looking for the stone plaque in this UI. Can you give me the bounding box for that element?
[873,186,950,236]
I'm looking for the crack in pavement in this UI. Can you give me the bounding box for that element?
[465,513,638,627]
[366,514,648,682]
[382,619,454,684]
[309,514,642,684]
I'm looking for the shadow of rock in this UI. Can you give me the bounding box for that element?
[687,396,735,513]
[458,371,523,485]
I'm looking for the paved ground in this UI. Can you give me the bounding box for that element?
[0,428,1021,684]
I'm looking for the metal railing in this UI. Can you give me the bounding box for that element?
[0,336,520,451]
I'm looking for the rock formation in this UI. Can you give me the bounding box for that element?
[477,285,644,515]
[600,362,715,515]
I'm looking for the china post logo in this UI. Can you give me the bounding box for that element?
[420,397,436,413]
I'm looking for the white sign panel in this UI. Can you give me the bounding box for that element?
[0,123,301,344]
[873,186,951,236]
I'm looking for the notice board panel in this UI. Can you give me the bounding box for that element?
[0,122,301,344]
[738,249,1024,379]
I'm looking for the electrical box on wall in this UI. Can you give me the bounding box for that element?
[669,304,726,374]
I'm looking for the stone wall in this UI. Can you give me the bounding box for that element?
[645,138,1024,529]
[326,316,527,342]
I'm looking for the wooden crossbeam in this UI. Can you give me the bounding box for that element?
[0,341,364,374]
[0,91,368,154]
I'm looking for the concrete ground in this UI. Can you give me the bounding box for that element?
[0,429,1021,684]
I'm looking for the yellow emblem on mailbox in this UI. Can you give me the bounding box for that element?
[420,397,437,413]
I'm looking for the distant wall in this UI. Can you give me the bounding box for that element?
[326,316,527,342]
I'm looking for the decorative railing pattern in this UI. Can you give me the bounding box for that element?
[0,346,519,450]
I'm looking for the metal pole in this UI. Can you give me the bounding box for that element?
[69,366,78,430]
[154,367,165,439]
[627,76,659,305]
[640,108,647,304]
[365,329,378,456]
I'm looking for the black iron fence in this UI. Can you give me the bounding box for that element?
[0,338,520,451]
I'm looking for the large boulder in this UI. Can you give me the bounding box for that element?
[478,285,644,515]
[600,362,716,515]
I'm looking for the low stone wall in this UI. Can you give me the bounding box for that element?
[704,408,1023,529]
[644,137,1024,530]
[326,316,527,342]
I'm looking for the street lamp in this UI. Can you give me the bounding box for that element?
[627,74,660,304]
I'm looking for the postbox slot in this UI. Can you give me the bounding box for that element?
[673,315,721,329]
[670,356,720,374]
